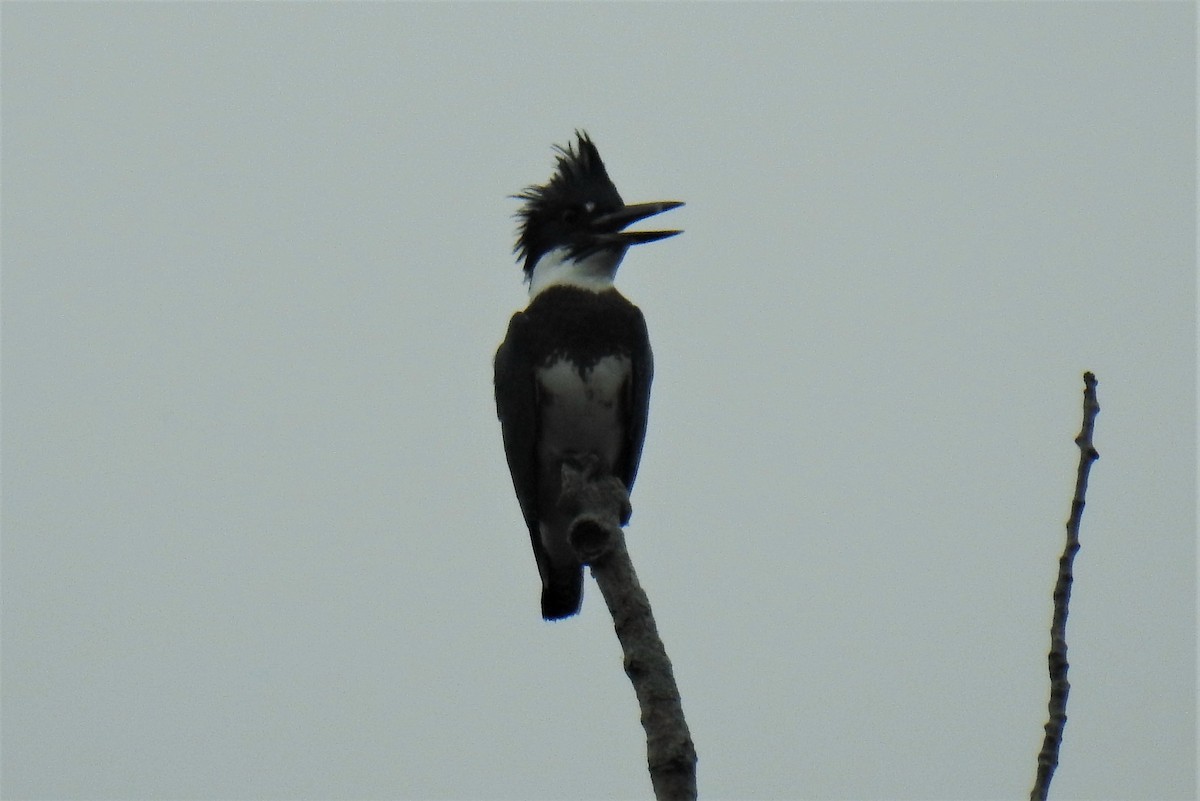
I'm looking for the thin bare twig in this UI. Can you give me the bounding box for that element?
[1031,372,1100,801]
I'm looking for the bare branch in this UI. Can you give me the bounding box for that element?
[560,457,698,801]
[1031,372,1101,801]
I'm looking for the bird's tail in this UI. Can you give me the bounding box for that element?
[541,566,583,620]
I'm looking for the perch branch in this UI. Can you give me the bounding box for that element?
[1031,372,1100,801]
[559,456,698,801]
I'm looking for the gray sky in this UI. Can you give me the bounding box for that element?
[2,3,1195,800]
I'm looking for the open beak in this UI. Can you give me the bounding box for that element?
[591,201,684,247]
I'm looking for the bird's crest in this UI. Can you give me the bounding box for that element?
[512,131,624,267]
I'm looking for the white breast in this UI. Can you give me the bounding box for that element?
[536,354,631,470]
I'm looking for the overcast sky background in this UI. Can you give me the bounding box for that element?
[2,4,1195,800]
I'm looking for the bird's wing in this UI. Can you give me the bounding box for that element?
[493,312,549,573]
[620,306,654,492]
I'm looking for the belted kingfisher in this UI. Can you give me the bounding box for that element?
[494,131,683,620]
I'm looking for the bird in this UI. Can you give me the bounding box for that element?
[494,131,683,620]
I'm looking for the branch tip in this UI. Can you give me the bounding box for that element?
[1030,372,1101,801]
